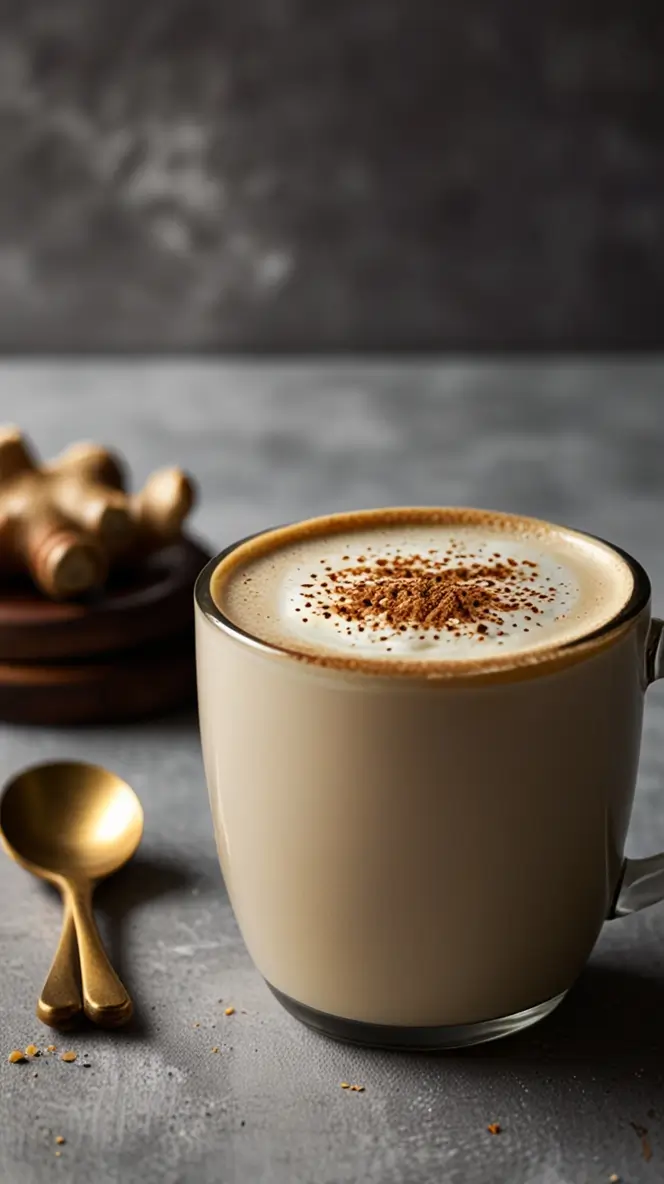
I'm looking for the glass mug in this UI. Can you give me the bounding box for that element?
[194,509,664,1049]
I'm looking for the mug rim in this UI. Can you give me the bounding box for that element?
[194,508,651,684]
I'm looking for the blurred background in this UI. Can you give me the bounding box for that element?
[2,0,663,353]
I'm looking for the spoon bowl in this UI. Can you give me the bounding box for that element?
[0,760,144,1028]
[0,761,143,880]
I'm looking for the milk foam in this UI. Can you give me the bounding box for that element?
[215,513,634,667]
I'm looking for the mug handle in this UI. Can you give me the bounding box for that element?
[611,617,664,917]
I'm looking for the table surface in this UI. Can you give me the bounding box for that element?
[1,361,663,1184]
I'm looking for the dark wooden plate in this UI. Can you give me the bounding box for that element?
[0,630,196,725]
[0,536,210,662]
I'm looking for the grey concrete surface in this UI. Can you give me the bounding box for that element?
[0,360,664,1183]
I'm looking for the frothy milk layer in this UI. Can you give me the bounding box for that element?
[214,511,634,668]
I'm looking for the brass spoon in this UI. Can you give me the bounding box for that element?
[0,761,143,1028]
[38,901,81,1028]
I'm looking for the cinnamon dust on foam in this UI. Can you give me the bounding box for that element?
[296,543,557,646]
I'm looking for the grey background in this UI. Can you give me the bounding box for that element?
[0,364,664,1183]
[2,1,664,351]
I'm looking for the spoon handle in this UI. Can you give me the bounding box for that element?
[65,880,133,1027]
[37,899,83,1028]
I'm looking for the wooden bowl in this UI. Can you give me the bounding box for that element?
[0,537,209,662]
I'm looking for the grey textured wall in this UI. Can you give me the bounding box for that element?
[1,0,663,351]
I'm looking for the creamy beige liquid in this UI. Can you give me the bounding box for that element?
[198,509,644,1027]
[215,510,633,672]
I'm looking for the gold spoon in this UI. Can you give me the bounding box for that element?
[0,761,143,1028]
[38,902,81,1028]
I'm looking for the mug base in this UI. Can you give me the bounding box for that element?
[267,982,567,1050]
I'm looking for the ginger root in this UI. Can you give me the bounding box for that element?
[0,427,195,599]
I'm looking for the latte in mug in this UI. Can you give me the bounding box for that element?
[218,511,633,669]
[196,508,664,1048]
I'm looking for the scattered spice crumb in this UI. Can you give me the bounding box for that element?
[487,1123,501,1136]
[630,1122,653,1163]
[609,1175,620,1183]
[8,1050,26,1064]
[193,1022,200,1029]
[55,1151,61,1158]
[349,1085,365,1093]
[340,1082,350,1089]
[224,1007,235,1016]
[211,1047,220,1054]
[55,1136,65,1145]
[25,1044,40,1058]
[60,1051,77,1063]
[46,1045,56,1053]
